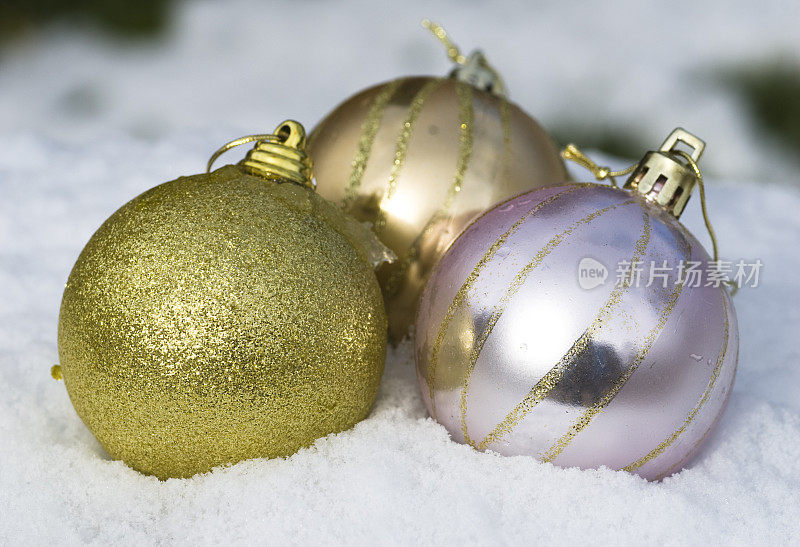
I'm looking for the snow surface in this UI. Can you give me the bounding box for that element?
[1,1,800,544]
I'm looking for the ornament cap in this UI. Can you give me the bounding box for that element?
[421,19,507,97]
[624,128,706,218]
[449,50,506,97]
[207,120,315,190]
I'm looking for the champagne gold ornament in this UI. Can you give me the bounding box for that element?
[309,21,568,343]
[55,121,392,479]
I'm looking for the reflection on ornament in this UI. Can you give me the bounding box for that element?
[309,21,568,342]
[415,128,738,480]
[56,121,390,479]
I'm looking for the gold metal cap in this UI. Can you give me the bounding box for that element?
[624,128,706,218]
[207,120,315,190]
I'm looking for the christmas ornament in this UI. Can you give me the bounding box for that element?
[309,21,568,343]
[415,128,738,481]
[54,121,392,479]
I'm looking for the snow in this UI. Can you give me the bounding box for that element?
[1,0,800,544]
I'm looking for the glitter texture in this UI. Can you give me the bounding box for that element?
[374,78,443,231]
[57,164,388,479]
[381,81,475,300]
[342,79,403,208]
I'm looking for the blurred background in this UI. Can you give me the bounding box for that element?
[1,0,799,183]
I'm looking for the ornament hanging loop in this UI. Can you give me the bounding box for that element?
[668,149,737,296]
[207,134,280,172]
[421,19,507,97]
[207,120,315,190]
[561,144,636,187]
[670,149,717,258]
[661,127,705,162]
[421,19,466,65]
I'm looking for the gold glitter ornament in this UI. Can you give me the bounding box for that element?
[308,21,569,343]
[56,121,392,479]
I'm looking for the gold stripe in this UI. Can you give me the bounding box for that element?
[654,427,712,481]
[342,79,403,207]
[375,78,443,231]
[499,97,512,182]
[445,82,475,208]
[475,210,651,450]
[538,238,692,463]
[459,199,638,446]
[623,302,731,473]
[653,347,737,481]
[383,82,475,300]
[425,184,589,417]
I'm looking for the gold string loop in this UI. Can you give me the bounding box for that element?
[207,134,283,173]
[421,19,467,65]
[421,19,508,97]
[561,144,637,187]
[670,150,738,294]
[670,150,718,260]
